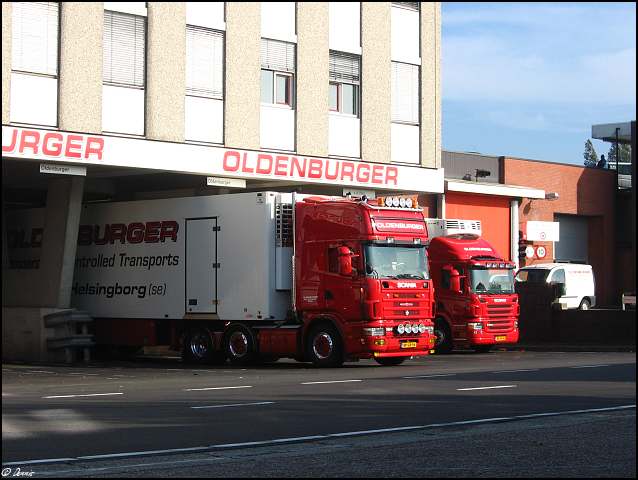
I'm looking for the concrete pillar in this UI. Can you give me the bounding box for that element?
[58,2,103,134]
[224,2,261,150]
[146,2,186,142]
[420,2,441,169]
[296,2,329,157]
[361,2,392,165]
[39,177,85,308]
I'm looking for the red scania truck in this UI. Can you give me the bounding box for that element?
[7,192,436,366]
[425,220,519,353]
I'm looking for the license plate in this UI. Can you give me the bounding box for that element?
[401,341,418,348]
[495,335,507,341]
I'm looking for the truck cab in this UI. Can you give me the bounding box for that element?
[426,225,519,353]
[293,195,436,365]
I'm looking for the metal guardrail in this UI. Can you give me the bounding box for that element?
[44,310,93,363]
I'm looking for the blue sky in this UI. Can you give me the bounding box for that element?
[441,2,636,165]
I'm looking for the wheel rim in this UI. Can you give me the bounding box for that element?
[229,332,248,357]
[313,332,333,359]
[189,332,210,358]
[434,328,445,347]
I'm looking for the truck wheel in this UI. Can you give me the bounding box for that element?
[579,299,591,310]
[374,356,407,366]
[471,345,493,353]
[183,325,225,365]
[223,324,257,366]
[307,324,344,368]
[433,319,453,354]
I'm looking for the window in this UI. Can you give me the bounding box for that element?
[11,2,58,77]
[392,61,419,124]
[103,10,146,87]
[329,51,360,116]
[261,39,295,107]
[186,25,223,99]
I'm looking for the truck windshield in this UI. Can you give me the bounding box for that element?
[515,269,550,283]
[363,245,429,280]
[468,268,515,294]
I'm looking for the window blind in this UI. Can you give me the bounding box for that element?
[103,10,146,87]
[11,2,59,76]
[329,51,360,84]
[261,39,295,73]
[392,62,419,124]
[186,26,224,99]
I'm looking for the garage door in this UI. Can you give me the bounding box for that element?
[554,214,588,263]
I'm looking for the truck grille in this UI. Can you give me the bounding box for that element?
[486,303,515,318]
[484,320,512,331]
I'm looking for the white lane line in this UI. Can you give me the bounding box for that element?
[27,370,55,374]
[9,405,634,467]
[191,401,274,410]
[491,369,539,373]
[184,385,252,392]
[301,380,361,385]
[570,364,611,369]
[67,373,98,376]
[404,374,457,379]
[457,385,517,391]
[42,393,123,399]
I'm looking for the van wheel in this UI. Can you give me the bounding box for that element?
[307,324,344,368]
[433,318,453,354]
[579,299,591,310]
[223,324,257,366]
[183,325,226,365]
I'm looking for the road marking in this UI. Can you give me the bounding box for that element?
[8,405,634,467]
[191,402,274,409]
[570,364,611,369]
[491,369,538,373]
[457,385,517,391]
[27,370,55,374]
[404,374,457,379]
[42,393,123,399]
[67,373,98,376]
[184,385,252,391]
[301,380,361,385]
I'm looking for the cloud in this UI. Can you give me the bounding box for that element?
[442,3,637,105]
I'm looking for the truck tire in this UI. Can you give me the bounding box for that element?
[471,345,493,353]
[183,325,226,365]
[307,324,344,368]
[223,324,257,366]
[433,318,453,354]
[374,356,407,366]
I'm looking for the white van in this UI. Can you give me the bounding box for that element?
[515,263,596,310]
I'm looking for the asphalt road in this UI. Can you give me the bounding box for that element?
[2,351,636,477]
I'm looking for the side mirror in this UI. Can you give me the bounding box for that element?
[338,256,352,276]
[337,246,359,276]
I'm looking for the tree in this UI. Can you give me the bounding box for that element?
[607,143,632,166]
[583,139,599,166]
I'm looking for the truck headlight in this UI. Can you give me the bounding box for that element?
[397,324,405,334]
[467,322,484,330]
[418,323,426,334]
[363,327,385,336]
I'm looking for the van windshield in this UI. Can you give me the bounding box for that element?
[515,269,551,282]
[469,268,515,294]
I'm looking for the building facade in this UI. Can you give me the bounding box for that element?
[2,2,444,361]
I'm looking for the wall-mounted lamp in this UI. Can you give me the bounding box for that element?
[475,169,491,181]
[544,192,559,200]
